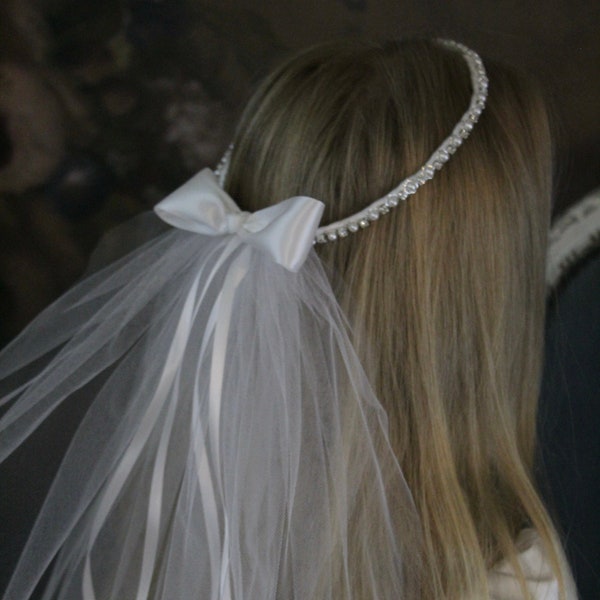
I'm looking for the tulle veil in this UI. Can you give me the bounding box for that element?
[0,208,422,598]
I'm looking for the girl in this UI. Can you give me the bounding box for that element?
[1,39,575,599]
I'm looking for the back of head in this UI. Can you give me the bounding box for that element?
[226,39,564,598]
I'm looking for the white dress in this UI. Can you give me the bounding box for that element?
[488,530,578,600]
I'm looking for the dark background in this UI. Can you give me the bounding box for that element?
[0,1,599,597]
[0,0,599,346]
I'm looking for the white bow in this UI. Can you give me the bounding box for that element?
[154,169,324,272]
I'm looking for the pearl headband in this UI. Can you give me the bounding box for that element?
[214,40,488,244]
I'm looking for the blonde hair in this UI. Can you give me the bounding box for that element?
[226,39,566,599]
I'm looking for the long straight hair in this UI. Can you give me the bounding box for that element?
[225,39,566,599]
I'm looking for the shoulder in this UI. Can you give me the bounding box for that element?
[487,529,578,600]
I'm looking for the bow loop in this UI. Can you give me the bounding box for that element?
[154,169,324,272]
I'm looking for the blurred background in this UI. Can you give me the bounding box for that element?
[1,2,599,598]
[0,0,598,345]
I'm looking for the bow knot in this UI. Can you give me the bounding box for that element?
[225,211,251,234]
[154,169,324,272]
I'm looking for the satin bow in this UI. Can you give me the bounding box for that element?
[154,168,324,272]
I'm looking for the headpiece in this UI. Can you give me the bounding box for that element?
[0,39,487,600]
[546,188,600,291]
[214,39,488,245]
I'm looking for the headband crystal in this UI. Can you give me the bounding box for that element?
[214,39,488,244]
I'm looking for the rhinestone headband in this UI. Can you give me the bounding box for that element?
[214,39,488,244]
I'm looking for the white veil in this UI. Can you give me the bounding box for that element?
[0,172,422,599]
